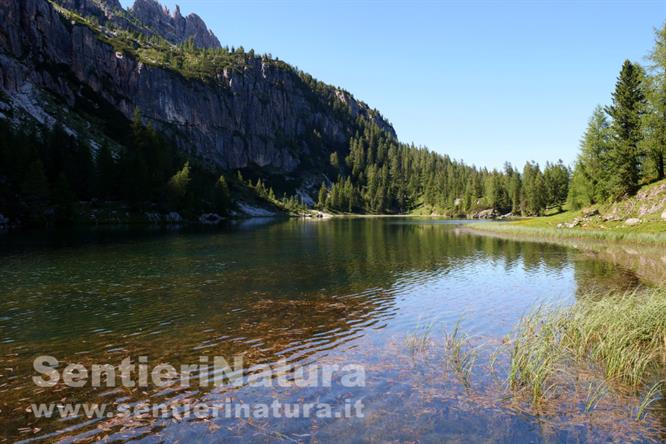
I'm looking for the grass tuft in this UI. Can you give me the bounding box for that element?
[405,321,436,356]
[508,289,666,408]
[636,381,664,421]
[444,321,478,387]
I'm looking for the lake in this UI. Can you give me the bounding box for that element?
[0,218,662,443]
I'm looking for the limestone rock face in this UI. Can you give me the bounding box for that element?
[130,0,221,49]
[0,0,395,176]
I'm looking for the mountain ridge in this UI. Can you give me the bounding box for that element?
[0,0,395,186]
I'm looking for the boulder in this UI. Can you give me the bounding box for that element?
[625,218,641,226]
[475,209,498,220]
[662,210,666,221]
[582,208,599,218]
[603,214,622,222]
[557,218,582,229]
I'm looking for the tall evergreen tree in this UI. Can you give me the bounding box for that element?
[317,182,328,209]
[167,162,191,209]
[543,160,570,211]
[642,24,666,181]
[572,107,612,205]
[605,60,646,199]
[213,176,231,212]
[521,162,546,216]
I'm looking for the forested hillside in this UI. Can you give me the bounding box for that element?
[0,0,664,228]
[318,23,666,217]
[568,26,666,209]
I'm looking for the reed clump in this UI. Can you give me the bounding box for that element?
[444,321,478,387]
[509,288,666,405]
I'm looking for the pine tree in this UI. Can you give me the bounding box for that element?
[543,160,570,211]
[214,176,231,212]
[317,182,327,209]
[606,60,646,199]
[167,162,191,208]
[521,162,546,216]
[571,107,612,205]
[642,24,666,181]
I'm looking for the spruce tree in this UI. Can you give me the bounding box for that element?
[317,182,327,209]
[642,24,666,180]
[576,107,612,204]
[543,160,570,211]
[605,60,646,199]
[167,162,191,209]
[214,176,231,212]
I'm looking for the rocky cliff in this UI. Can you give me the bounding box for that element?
[52,0,221,48]
[130,0,221,49]
[0,0,394,181]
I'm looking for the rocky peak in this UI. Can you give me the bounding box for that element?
[53,0,123,22]
[130,0,221,48]
[1,0,396,179]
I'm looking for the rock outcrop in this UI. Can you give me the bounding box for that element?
[0,0,395,181]
[52,0,221,49]
[130,0,221,49]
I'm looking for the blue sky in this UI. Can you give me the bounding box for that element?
[119,0,665,170]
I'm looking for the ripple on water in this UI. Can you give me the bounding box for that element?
[0,219,657,443]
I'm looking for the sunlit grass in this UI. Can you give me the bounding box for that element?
[507,305,562,404]
[468,222,666,245]
[405,321,435,356]
[584,381,608,413]
[508,288,666,413]
[636,381,664,421]
[444,321,478,387]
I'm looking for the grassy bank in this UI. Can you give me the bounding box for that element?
[509,288,666,410]
[467,178,666,245]
[467,220,666,245]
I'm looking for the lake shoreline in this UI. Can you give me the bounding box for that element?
[463,221,666,246]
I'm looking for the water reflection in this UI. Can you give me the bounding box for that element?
[0,218,650,442]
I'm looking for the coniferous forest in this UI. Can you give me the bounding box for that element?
[0,21,664,226]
